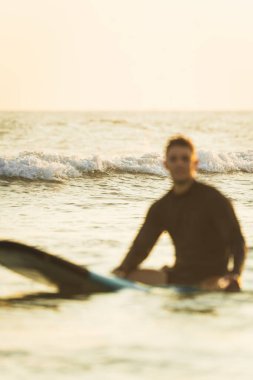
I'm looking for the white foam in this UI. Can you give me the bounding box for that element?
[0,150,252,181]
[198,150,253,173]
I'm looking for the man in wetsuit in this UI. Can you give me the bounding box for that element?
[113,136,246,290]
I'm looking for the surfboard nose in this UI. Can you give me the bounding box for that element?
[0,240,146,295]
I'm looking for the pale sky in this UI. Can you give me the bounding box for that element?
[0,0,253,110]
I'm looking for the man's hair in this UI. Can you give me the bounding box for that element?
[165,135,195,155]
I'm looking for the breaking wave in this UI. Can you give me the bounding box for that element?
[0,150,253,181]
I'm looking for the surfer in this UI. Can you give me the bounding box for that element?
[113,136,247,290]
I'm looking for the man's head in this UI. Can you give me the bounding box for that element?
[164,136,198,184]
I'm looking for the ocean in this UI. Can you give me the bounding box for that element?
[1,111,253,379]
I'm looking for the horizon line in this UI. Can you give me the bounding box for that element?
[0,108,253,113]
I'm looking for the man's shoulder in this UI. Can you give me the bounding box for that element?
[148,191,171,214]
[156,190,173,205]
[194,180,230,203]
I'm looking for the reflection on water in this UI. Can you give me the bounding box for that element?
[0,285,253,379]
[4,292,253,376]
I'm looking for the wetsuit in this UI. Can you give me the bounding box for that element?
[117,180,246,284]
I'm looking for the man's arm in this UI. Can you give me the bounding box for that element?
[114,203,164,276]
[209,192,247,276]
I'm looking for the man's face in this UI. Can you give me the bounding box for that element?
[164,145,198,184]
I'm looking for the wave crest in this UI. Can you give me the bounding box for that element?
[0,150,252,181]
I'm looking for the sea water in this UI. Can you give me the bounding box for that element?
[1,111,253,380]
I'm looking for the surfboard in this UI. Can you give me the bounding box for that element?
[0,240,235,296]
[0,240,149,295]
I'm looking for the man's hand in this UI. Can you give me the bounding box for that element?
[200,274,241,292]
[112,268,127,278]
[221,273,241,292]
